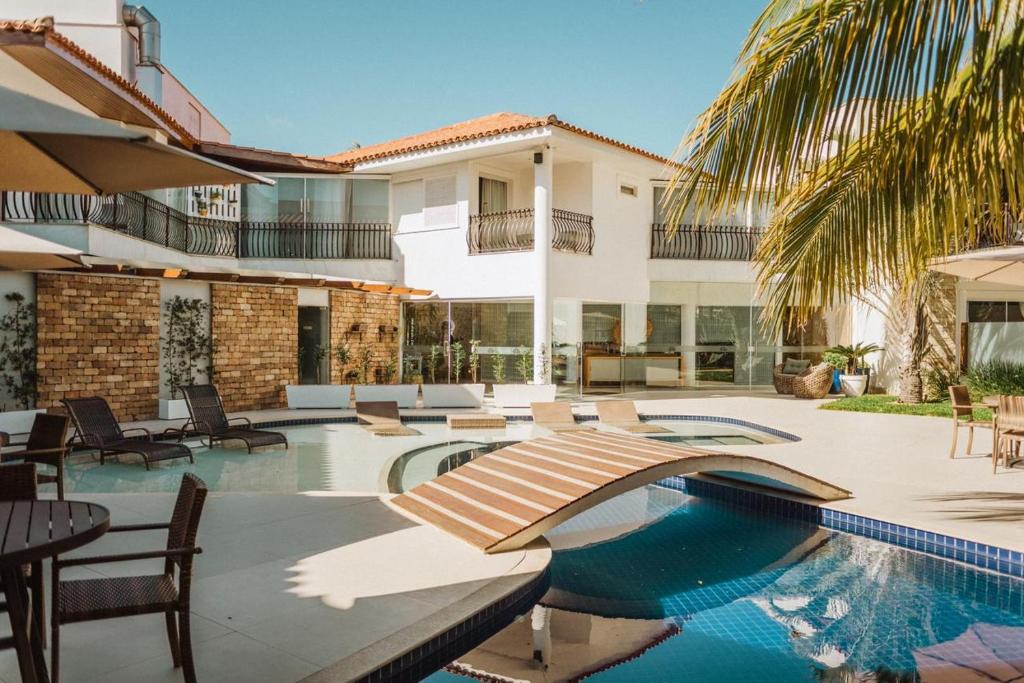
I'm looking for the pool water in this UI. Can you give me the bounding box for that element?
[427,486,1024,682]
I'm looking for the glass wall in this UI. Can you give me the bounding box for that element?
[241,177,388,223]
[404,291,835,393]
[402,301,533,383]
[966,299,1024,366]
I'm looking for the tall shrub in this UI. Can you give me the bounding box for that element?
[0,292,37,410]
[965,361,1024,398]
[161,296,212,398]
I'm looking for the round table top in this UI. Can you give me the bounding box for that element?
[0,500,110,567]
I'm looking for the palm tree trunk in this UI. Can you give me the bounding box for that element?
[899,361,923,404]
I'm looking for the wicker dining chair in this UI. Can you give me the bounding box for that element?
[50,473,208,683]
[996,395,1024,473]
[0,463,47,650]
[1,413,71,499]
[948,385,991,460]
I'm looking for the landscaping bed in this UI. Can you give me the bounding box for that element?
[820,395,993,421]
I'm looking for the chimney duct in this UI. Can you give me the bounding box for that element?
[122,4,161,66]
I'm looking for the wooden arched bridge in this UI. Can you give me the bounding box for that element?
[390,430,850,553]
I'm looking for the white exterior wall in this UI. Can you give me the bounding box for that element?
[158,279,211,399]
[0,272,35,410]
[2,0,130,75]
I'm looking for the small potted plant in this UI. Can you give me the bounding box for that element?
[827,343,881,397]
[354,349,418,407]
[492,345,557,407]
[822,349,849,394]
[422,340,485,408]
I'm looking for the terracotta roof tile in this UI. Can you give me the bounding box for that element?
[328,112,672,166]
[0,17,196,146]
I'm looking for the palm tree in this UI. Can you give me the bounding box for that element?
[664,0,1024,385]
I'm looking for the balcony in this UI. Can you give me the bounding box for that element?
[650,224,764,260]
[0,191,393,260]
[468,208,594,255]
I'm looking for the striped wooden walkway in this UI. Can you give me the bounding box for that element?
[390,431,851,553]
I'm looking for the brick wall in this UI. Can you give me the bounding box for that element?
[329,290,401,384]
[211,284,297,412]
[36,273,160,421]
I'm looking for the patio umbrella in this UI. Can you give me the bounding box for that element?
[929,246,1024,287]
[0,86,271,193]
[0,225,83,270]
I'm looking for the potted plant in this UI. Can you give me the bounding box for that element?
[354,348,418,407]
[827,343,881,397]
[822,350,849,394]
[492,345,557,407]
[0,292,43,434]
[160,296,211,419]
[422,341,485,408]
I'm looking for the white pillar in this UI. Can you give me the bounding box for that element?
[533,147,553,384]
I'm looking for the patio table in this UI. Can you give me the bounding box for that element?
[0,500,110,683]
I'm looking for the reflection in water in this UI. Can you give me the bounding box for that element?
[431,490,1024,683]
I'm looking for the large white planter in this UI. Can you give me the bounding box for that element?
[492,383,557,408]
[354,384,419,409]
[840,374,869,397]
[159,399,190,420]
[286,384,351,409]
[0,408,45,437]
[421,384,485,408]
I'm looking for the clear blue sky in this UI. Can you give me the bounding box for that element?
[146,1,764,158]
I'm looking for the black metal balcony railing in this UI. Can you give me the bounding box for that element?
[0,191,393,260]
[468,208,594,255]
[650,224,764,260]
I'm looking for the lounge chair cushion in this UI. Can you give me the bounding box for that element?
[783,358,811,374]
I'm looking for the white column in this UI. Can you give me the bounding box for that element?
[533,147,553,384]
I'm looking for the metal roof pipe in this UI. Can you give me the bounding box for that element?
[122,4,161,66]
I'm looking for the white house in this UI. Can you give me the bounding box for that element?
[2,0,1021,400]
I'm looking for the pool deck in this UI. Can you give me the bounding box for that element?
[127,393,1024,554]
[3,394,1020,682]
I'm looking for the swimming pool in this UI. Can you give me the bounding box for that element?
[427,485,1024,682]
[61,419,778,495]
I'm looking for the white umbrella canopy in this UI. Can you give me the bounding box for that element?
[0,225,83,270]
[929,245,1024,287]
[0,86,271,194]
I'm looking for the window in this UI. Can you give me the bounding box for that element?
[479,177,509,214]
[968,301,1024,323]
[620,183,638,197]
[424,175,457,227]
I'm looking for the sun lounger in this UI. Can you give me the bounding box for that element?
[356,401,421,436]
[63,396,194,470]
[596,400,671,434]
[530,402,595,432]
[180,384,288,452]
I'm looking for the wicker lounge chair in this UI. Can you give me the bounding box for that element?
[948,385,992,460]
[50,473,208,683]
[792,364,834,399]
[596,401,671,434]
[0,413,71,499]
[63,397,194,470]
[530,402,595,432]
[356,401,421,436]
[179,384,288,452]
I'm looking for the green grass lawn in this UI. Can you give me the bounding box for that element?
[819,394,994,421]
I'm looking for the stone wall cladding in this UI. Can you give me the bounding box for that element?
[329,290,401,384]
[211,284,297,412]
[36,272,160,421]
